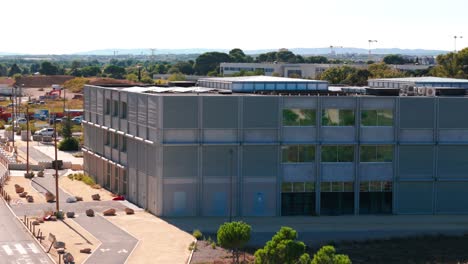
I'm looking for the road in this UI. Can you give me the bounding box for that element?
[0,198,52,264]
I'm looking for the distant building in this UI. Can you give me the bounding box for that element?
[368,77,468,89]
[221,62,432,79]
[83,76,468,217]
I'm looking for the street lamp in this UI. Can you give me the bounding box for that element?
[368,40,378,61]
[454,36,463,53]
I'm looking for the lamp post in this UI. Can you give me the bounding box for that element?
[454,36,463,53]
[54,120,60,213]
[228,148,234,222]
[26,103,29,175]
[368,40,378,61]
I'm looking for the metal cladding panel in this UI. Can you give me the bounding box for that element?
[243,129,278,143]
[282,127,317,143]
[146,145,157,177]
[242,146,278,178]
[435,182,468,213]
[163,146,198,178]
[283,97,317,109]
[320,127,355,142]
[321,97,356,109]
[203,129,237,143]
[128,93,138,135]
[163,182,197,216]
[104,146,111,159]
[360,98,395,109]
[128,167,138,204]
[138,95,148,139]
[112,117,119,130]
[438,130,468,142]
[120,119,128,134]
[97,128,104,155]
[137,142,147,173]
[243,97,279,128]
[163,97,198,129]
[83,124,90,147]
[148,128,158,143]
[163,129,198,143]
[359,163,393,181]
[202,97,238,129]
[438,146,468,178]
[127,138,138,203]
[202,182,237,216]
[396,182,433,214]
[138,172,147,208]
[360,127,394,142]
[84,87,90,121]
[121,152,127,166]
[321,163,354,181]
[399,129,433,142]
[398,146,434,179]
[242,181,276,216]
[112,148,119,163]
[202,146,238,177]
[439,98,468,128]
[147,174,158,214]
[148,96,158,128]
[96,89,103,115]
[282,163,315,182]
[399,98,435,129]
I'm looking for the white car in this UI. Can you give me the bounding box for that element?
[13,118,27,125]
[35,128,55,137]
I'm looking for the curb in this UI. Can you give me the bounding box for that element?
[186,239,197,264]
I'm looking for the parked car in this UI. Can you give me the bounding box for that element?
[35,128,55,137]
[13,118,27,125]
[49,118,62,125]
[71,116,82,124]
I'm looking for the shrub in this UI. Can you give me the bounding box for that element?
[58,137,79,151]
[311,245,351,264]
[193,229,203,240]
[82,174,96,186]
[188,241,198,252]
[217,221,251,264]
[211,242,216,249]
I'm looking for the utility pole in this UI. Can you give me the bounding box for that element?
[150,48,156,62]
[54,120,59,213]
[368,40,378,61]
[454,36,463,52]
[11,86,15,150]
[330,45,343,57]
[26,103,29,175]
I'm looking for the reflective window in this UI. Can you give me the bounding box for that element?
[322,109,355,126]
[113,100,119,117]
[283,109,316,126]
[105,99,111,115]
[361,110,393,126]
[360,145,393,162]
[282,145,315,163]
[121,102,127,119]
[359,181,393,192]
[282,182,315,193]
[121,136,127,152]
[321,146,354,162]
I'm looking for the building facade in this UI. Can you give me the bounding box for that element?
[83,81,468,217]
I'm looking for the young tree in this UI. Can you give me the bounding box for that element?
[254,226,310,264]
[8,63,22,76]
[311,245,351,264]
[217,221,251,264]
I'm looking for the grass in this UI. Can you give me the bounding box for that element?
[67,173,96,186]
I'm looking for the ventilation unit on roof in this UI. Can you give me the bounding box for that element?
[417,87,426,96]
[426,87,436,97]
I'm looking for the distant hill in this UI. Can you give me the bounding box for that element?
[73,47,448,56]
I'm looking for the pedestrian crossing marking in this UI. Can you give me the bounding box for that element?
[15,243,27,254]
[2,244,13,255]
[27,243,39,254]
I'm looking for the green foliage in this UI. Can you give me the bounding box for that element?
[103,65,126,79]
[211,242,216,249]
[168,61,194,75]
[229,48,253,63]
[58,137,79,151]
[168,73,186,82]
[192,229,203,240]
[68,173,96,186]
[306,56,328,64]
[188,241,198,252]
[430,48,468,78]
[311,245,351,264]
[383,54,408,65]
[254,226,309,264]
[39,61,59,75]
[63,77,90,93]
[61,118,73,139]
[217,221,251,264]
[194,52,231,75]
[368,63,405,78]
[320,66,369,86]
[8,63,22,76]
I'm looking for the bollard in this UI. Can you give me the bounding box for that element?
[24,215,26,223]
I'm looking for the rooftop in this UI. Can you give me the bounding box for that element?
[369,77,468,83]
[198,75,326,83]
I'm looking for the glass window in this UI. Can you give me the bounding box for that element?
[383,181,393,192]
[282,182,292,192]
[321,182,331,192]
[282,145,315,163]
[283,109,316,126]
[121,102,127,119]
[370,181,382,191]
[293,182,305,192]
[121,136,127,152]
[360,145,393,162]
[114,166,119,193]
[361,110,393,126]
[113,133,119,149]
[322,109,355,126]
[331,182,342,192]
[344,182,354,192]
[321,146,354,162]
[360,182,370,192]
[105,99,111,115]
[113,100,119,117]
[105,131,110,146]
[305,182,315,192]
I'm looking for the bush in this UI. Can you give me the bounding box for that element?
[188,241,198,252]
[82,174,95,186]
[217,221,251,264]
[311,245,351,264]
[58,137,79,151]
[193,229,203,240]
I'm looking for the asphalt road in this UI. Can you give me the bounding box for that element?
[0,198,52,264]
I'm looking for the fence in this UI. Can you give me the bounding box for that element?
[0,168,11,203]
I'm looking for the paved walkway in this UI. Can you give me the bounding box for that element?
[18,146,52,163]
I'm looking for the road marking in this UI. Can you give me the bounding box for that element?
[2,245,13,255]
[14,243,27,255]
[100,248,110,252]
[27,243,39,254]
[117,249,128,254]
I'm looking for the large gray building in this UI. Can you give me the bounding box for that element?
[83,76,468,217]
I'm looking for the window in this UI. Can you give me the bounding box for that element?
[113,133,119,149]
[282,145,315,163]
[283,109,316,126]
[105,131,111,146]
[320,181,354,215]
[105,99,111,115]
[113,100,119,117]
[114,166,119,193]
[360,181,393,192]
[121,136,127,152]
[321,146,354,162]
[360,145,393,162]
[282,182,315,193]
[106,163,111,189]
[122,170,127,195]
[359,181,392,214]
[281,181,315,216]
[121,102,127,119]
[361,110,393,126]
[322,109,355,126]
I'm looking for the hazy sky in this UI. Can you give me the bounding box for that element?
[1,0,467,54]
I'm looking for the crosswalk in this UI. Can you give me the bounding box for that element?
[0,243,49,264]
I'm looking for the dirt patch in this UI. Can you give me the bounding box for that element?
[106,211,195,264]
[59,176,114,202]
[190,241,254,264]
[37,218,100,264]
[3,177,46,204]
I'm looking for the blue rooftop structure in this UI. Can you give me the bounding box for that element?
[368,77,468,89]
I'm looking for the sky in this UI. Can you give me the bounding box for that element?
[1,0,467,54]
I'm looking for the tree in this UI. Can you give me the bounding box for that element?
[217,221,251,264]
[168,61,194,75]
[62,117,73,139]
[383,54,408,65]
[311,245,351,264]
[103,65,126,79]
[167,73,186,82]
[81,66,101,77]
[306,56,328,64]
[8,64,22,77]
[194,52,231,75]
[368,63,405,78]
[229,48,253,63]
[39,61,59,75]
[254,226,310,264]
[30,63,40,74]
[0,64,7,76]
[430,48,468,78]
